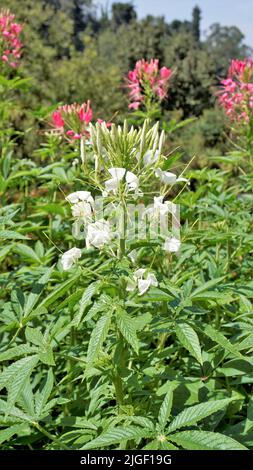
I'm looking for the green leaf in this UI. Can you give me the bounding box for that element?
[0,355,39,413]
[158,385,175,429]
[139,287,173,302]
[167,399,232,433]
[24,268,53,317]
[190,277,225,299]
[0,399,34,424]
[0,424,28,445]
[0,345,38,362]
[116,307,139,354]
[24,326,55,365]
[175,322,203,365]
[0,245,12,262]
[72,281,101,327]
[81,426,152,449]
[0,230,28,240]
[14,244,41,263]
[35,369,54,418]
[204,324,244,359]
[87,313,112,364]
[244,396,253,433]
[25,327,44,346]
[39,273,81,309]
[169,430,247,450]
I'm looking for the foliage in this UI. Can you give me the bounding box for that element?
[1,2,253,452]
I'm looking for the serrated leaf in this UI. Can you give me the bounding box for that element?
[169,430,247,450]
[139,287,173,302]
[0,355,39,414]
[175,322,203,365]
[190,277,225,298]
[204,324,244,359]
[87,313,112,364]
[0,345,38,362]
[0,399,34,424]
[72,281,101,327]
[116,307,139,354]
[167,399,232,433]
[25,327,44,346]
[158,385,175,429]
[0,230,28,240]
[39,273,81,309]
[35,369,54,418]
[0,424,28,445]
[24,268,53,317]
[81,426,152,449]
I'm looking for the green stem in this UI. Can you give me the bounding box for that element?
[34,423,69,450]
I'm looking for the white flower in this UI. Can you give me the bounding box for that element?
[66,191,94,205]
[86,219,112,249]
[104,168,139,195]
[164,236,181,253]
[155,168,189,185]
[144,196,175,220]
[126,268,158,296]
[71,201,93,220]
[61,247,82,271]
[143,150,160,166]
[128,249,138,263]
[66,191,94,221]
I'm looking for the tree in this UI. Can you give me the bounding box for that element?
[111,2,137,29]
[192,5,201,42]
[204,23,253,76]
[164,32,216,117]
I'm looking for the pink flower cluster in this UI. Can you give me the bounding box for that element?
[219,58,253,124]
[51,101,112,140]
[0,9,23,69]
[127,59,173,110]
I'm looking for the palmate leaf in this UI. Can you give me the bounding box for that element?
[25,327,55,366]
[189,276,225,299]
[0,345,38,362]
[0,424,28,445]
[142,439,178,450]
[23,268,54,317]
[158,384,175,430]
[39,273,81,309]
[80,426,152,449]
[0,230,28,240]
[174,322,203,365]
[0,398,34,424]
[167,398,233,433]
[204,324,244,359]
[0,355,39,414]
[87,313,112,364]
[169,430,247,450]
[116,307,139,354]
[72,281,101,327]
[35,369,54,419]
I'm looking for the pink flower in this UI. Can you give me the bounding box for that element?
[218,57,253,125]
[52,111,65,128]
[97,119,112,128]
[160,67,172,80]
[0,9,23,68]
[127,58,173,110]
[50,100,93,142]
[78,100,93,124]
[128,101,141,110]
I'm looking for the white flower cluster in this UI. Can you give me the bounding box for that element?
[126,268,158,296]
[60,153,184,271]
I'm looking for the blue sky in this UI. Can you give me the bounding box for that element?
[96,0,253,47]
